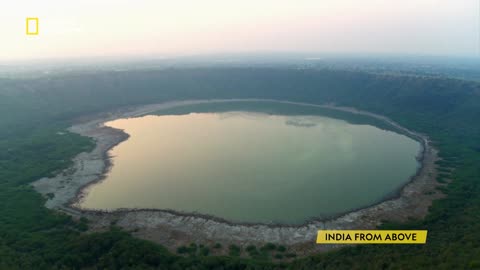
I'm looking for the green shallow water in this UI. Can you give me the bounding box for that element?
[80,103,420,224]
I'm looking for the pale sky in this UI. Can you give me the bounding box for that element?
[1,0,478,61]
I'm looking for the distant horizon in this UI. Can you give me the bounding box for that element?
[3,51,480,66]
[3,0,479,61]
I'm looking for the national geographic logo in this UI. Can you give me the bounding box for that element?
[26,17,39,35]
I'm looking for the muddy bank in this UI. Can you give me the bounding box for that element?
[32,99,442,255]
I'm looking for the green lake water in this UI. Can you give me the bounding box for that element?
[80,102,420,224]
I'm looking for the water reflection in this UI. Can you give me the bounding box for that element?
[80,112,419,224]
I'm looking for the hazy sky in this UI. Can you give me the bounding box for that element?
[1,0,478,61]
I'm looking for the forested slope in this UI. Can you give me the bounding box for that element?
[0,68,479,269]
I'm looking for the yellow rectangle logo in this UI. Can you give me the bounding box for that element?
[26,18,39,35]
[317,230,427,244]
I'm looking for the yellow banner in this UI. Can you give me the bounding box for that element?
[316,230,427,244]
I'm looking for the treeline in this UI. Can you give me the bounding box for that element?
[1,68,478,139]
[0,68,479,269]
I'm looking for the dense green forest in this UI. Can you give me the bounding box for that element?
[0,68,479,269]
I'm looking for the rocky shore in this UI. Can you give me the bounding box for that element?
[32,99,442,255]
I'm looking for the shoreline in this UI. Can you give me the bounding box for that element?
[32,99,442,254]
